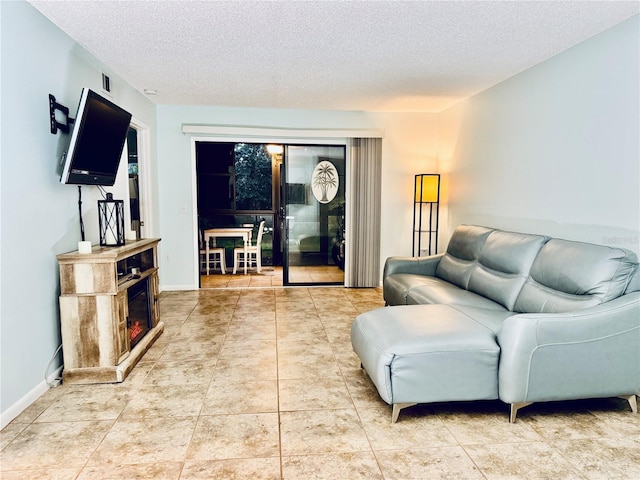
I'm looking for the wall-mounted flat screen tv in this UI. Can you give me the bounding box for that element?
[60,88,132,186]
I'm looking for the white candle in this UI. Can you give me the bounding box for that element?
[78,241,92,254]
[126,230,137,241]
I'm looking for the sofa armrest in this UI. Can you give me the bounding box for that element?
[383,254,444,279]
[497,292,640,405]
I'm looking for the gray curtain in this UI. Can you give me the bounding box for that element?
[346,138,382,287]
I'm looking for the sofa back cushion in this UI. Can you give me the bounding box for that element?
[468,230,548,310]
[514,239,639,313]
[435,225,494,289]
[626,267,640,294]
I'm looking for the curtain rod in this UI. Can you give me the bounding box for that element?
[181,124,384,139]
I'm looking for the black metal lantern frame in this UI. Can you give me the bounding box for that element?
[98,193,125,246]
[413,174,440,257]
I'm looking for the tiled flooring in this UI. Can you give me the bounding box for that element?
[200,265,344,288]
[2,286,639,479]
[200,266,284,288]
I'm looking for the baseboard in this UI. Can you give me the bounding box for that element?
[0,366,63,430]
[160,284,197,291]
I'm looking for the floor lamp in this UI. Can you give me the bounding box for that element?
[413,174,440,257]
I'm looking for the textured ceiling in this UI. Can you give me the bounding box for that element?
[29,0,639,113]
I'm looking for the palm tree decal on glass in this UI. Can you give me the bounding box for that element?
[311,161,339,204]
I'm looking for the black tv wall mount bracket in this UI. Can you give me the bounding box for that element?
[49,94,75,134]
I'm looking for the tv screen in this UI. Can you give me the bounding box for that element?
[60,88,132,186]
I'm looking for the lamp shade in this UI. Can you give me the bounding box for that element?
[98,193,125,246]
[415,174,440,203]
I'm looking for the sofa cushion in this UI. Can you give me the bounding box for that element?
[383,273,440,306]
[467,230,548,310]
[406,280,507,311]
[435,225,494,289]
[627,267,640,294]
[383,255,444,305]
[514,239,639,313]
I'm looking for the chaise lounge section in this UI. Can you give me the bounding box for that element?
[351,225,640,422]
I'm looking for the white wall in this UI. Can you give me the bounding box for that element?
[0,1,157,426]
[156,106,438,290]
[372,112,440,260]
[438,15,639,254]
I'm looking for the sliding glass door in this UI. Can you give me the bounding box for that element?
[283,145,346,285]
[195,140,347,286]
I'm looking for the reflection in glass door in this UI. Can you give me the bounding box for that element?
[283,145,346,285]
[127,128,142,238]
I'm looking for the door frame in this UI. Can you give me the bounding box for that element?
[128,117,153,238]
[189,133,353,288]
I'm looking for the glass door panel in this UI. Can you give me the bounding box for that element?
[283,145,346,286]
[196,142,277,284]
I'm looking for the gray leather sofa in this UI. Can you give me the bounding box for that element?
[351,225,640,422]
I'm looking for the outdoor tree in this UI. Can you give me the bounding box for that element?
[234,143,272,210]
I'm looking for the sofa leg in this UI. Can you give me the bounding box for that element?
[619,395,638,413]
[391,403,417,423]
[509,402,533,423]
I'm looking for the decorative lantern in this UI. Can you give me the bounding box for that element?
[98,193,125,246]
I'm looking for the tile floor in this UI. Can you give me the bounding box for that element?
[200,266,283,289]
[200,265,344,288]
[2,286,639,479]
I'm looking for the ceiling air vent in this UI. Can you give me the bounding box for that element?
[102,73,111,93]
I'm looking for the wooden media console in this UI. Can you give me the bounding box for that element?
[57,238,164,384]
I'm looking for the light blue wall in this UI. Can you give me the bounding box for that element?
[0,1,157,424]
[439,15,639,253]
